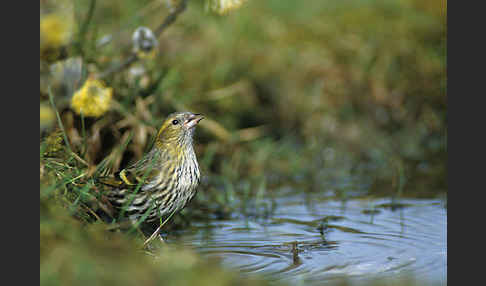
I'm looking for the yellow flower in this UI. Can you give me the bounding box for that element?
[71,78,113,117]
[208,0,247,15]
[40,13,73,48]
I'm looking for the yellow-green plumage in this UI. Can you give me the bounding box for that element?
[99,112,203,222]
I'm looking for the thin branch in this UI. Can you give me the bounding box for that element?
[76,0,97,55]
[97,0,189,80]
[96,0,166,49]
[71,151,90,167]
[97,54,138,79]
[153,0,189,37]
[48,86,73,154]
[82,204,102,221]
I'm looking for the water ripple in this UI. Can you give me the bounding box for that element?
[173,198,446,285]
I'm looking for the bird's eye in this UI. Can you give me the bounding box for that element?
[172,119,179,125]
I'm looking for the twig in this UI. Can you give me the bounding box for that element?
[75,0,97,55]
[48,87,90,168]
[48,86,73,154]
[96,0,165,48]
[82,204,102,221]
[153,0,189,37]
[97,0,189,79]
[97,54,138,79]
[71,151,90,167]
[291,241,301,265]
[80,112,87,157]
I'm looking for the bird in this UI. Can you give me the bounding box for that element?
[98,111,204,224]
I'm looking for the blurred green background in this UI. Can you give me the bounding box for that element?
[40,0,446,285]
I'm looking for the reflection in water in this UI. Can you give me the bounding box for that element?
[170,194,447,285]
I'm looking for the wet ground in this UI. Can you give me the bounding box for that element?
[170,189,446,285]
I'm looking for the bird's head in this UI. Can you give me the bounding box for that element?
[155,112,204,148]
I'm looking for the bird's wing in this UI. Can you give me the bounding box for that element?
[97,175,125,188]
[98,148,163,189]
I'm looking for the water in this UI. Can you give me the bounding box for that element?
[170,191,447,285]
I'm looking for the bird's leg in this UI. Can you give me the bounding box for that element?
[143,223,164,246]
[143,210,176,246]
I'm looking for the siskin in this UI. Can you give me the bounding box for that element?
[99,112,204,222]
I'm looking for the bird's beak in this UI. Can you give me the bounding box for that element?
[184,113,204,129]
